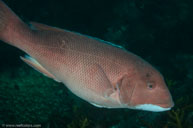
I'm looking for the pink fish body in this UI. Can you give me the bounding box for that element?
[0,1,174,112]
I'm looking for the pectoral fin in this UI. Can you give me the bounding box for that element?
[20,55,61,82]
[86,64,114,98]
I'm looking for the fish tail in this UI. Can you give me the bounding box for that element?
[0,0,31,48]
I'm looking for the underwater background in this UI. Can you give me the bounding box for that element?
[0,0,193,128]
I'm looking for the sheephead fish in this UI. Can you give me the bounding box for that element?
[0,0,174,112]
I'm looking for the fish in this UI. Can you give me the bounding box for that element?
[0,0,174,112]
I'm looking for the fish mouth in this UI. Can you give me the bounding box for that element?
[156,101,175,109]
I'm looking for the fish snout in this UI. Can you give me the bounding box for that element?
[157,99,174,109]
[155,89,174,110]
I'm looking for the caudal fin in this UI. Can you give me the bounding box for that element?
[0,0,31,47]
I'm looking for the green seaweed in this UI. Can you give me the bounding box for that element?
[0,65,70,124]
[67,116,90,128]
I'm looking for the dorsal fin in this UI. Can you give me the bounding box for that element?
[30,22,63,32]
[20,55,61,82]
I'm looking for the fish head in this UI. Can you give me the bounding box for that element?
[118,61,174,112]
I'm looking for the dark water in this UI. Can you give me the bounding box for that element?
[0,0,193,128]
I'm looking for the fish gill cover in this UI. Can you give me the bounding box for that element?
[0,0,193,128]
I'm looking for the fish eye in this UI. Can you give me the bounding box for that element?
[147,82,155,90]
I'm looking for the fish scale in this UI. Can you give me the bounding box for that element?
[0,0,174,112]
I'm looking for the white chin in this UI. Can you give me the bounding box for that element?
[132,104,171,112]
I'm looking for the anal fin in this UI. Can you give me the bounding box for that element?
[20,55,61,82]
